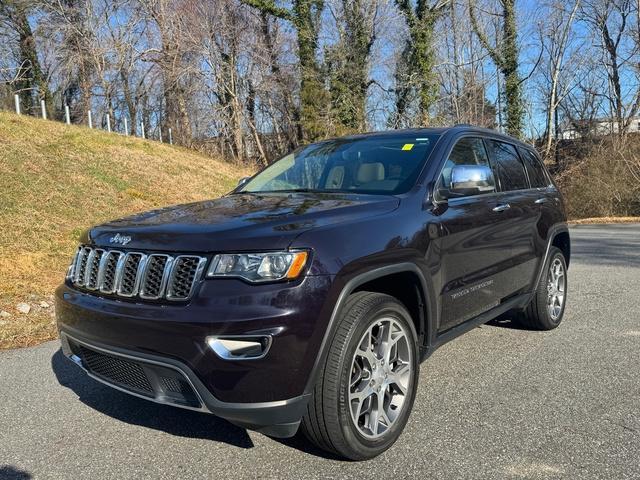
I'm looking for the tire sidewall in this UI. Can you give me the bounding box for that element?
[335,299,419,458]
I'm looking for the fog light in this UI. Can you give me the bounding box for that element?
[206,336,271,360]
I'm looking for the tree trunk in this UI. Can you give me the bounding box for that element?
[13,4,50,115]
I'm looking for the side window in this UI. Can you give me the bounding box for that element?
[438,137,494,194]
[487,140,529,191]
[519,148,549,188]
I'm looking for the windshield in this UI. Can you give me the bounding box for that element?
[239,134,439,195]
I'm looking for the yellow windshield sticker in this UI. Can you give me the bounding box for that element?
[402,143,414,151]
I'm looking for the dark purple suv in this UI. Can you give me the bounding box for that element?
[56,126,570,460]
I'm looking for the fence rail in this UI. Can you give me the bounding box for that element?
[12,94,174,145]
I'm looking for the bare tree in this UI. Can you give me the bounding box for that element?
[538,0,581,156]
[241,0,328,142]
[469,0,524,137]
[139,0,197,145]
[436,0,497,128]
[325,0,380,133]
[0,0,51,114]
[580,0,636,133]
[393,0,451,126]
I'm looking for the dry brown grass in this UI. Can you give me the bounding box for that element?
[0,111,250,349]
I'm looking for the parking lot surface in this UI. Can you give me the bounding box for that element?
[1,224,638,479]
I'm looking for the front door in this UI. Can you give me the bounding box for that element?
[431,136,516,332]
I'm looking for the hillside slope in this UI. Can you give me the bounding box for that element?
[0,111,248,348]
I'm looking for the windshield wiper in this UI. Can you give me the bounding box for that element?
[238,188,325,194]
[278,188,321,193]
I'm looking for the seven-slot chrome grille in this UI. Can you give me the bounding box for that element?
[69,246,206,301]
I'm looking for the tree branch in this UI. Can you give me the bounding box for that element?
[468,0,503,68]
[239,0,293,23]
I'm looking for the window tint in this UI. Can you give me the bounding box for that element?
[438,137,493,192]
[487,140,529,191]
[519,148,549,188]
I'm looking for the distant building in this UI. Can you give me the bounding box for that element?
[559,117,640,139]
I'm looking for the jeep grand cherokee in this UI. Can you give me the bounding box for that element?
[56,125,570,460]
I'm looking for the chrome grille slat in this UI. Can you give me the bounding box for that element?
[99,251,123,294]
[117,253,147,297]
[84,249,104,290]
[166,256,208,301]
[73,247,92,286]
[140,255,173,300]
[70,246,204,301]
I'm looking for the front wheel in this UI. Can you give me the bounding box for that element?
[301,292,419,460]
[517,246,568,330]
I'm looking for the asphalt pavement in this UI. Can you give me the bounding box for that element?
[1,224,638,479]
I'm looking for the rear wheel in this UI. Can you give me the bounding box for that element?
[517,246,567,330]
[301,292,419,460]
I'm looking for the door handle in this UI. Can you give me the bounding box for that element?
[534,198,548,204]
[492,203,511,212]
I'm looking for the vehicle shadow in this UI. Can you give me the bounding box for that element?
[50,349,254,449]
[275,433,346,461]
[50,349,346,459]
[486,315,530,330]
[0,465,32,480]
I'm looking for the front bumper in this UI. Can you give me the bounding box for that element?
[55,274,336,437]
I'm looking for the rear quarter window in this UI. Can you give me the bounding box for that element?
[519,148,549,188]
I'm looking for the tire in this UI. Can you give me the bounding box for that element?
[517,246,568,330]
[301,291,419,460]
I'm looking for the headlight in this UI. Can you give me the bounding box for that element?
[206,251,308,283]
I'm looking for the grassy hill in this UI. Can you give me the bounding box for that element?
[0,111,249,349]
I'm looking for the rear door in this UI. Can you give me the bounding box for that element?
[518,147,561,286]
[484,139,540,296]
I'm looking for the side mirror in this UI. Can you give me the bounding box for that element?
[439,165,495,199]
[237,177,250,188]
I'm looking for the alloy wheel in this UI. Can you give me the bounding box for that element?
[348,317,412,439]
[547,257,565,321]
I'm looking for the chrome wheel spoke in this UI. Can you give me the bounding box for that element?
[388,362,410,395]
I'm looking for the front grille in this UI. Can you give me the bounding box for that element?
[69,246,205,301]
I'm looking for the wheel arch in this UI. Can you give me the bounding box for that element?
[304,263,436,396]
[552,230,571,267]
[352,271,428,352]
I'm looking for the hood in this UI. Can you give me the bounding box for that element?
[85,192,400,252]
